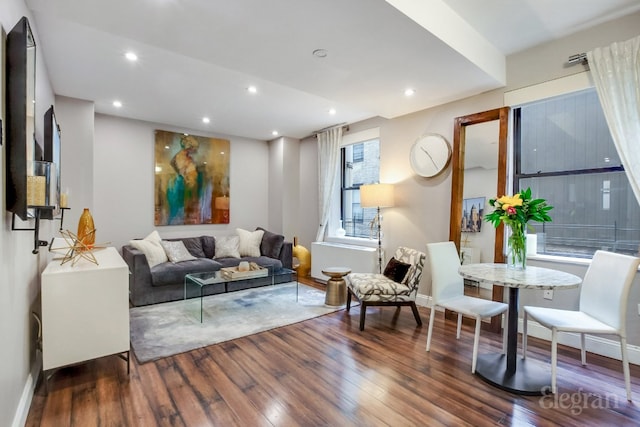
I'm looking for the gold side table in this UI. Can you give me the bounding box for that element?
[322,267,351,307]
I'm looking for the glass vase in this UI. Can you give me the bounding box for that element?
[506,222,527,270]
[77,208,96,249]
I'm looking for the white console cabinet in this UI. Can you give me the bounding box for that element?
[41,246,130,383]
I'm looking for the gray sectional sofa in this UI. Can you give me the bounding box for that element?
[122,230,293,307]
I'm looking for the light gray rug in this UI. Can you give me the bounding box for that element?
[130,282,343,363]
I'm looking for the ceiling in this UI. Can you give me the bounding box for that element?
[24,0,640,141]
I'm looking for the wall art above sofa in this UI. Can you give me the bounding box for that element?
[154,130,230,225]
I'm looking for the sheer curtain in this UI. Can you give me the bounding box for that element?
[315,126,343,242]
[587,35,640,203]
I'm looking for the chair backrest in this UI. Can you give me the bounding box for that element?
[579,250,640,333]
[394,246,426,295]
[426,241,464,304]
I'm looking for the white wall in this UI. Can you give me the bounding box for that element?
[268,136,301,241]
[282,137,300,241]
[268,137,284,234]
[54,96,94,229]
[91,113,272,250]
[1,2,55,426]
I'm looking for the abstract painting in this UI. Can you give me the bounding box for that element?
[154,130,230,225]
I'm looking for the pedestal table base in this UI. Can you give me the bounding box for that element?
[475,353,551,395]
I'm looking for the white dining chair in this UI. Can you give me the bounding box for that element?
[426,242,508,373]
[523,250,640,400]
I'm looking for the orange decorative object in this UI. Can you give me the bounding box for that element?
[292,236,311,277]
[77,208,96,248]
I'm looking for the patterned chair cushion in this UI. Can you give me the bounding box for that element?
[347,273,413,302]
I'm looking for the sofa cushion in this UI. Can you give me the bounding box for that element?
[257,227,285,259]
[201,235,215,259]
[346,273,412,302]
[161,240,198,263]
[236,228,264,257]
[166,236,206,258]
[150,258,221,287]
[129,230,167,268]
[215,235,241,258]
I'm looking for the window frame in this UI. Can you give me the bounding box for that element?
[325,128,380,246]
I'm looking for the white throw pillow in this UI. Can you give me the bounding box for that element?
[160,240,197,263]
[236,228,264,257]
[144,230,162,243]
[129,230,168,268]
[215,235,241,258]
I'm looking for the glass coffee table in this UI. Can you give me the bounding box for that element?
[184,267,295,322]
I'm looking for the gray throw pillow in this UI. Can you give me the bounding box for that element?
[201,235,215,258]
[257,227,285,259]
[160,240,197,263]
[167,237,205,258]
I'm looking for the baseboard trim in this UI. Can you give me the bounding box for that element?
[415,292,640,365]
[12,352,41,427]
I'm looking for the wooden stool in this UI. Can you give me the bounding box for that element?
[322,267,351,307]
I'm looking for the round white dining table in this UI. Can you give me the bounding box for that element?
[458,263,582,395]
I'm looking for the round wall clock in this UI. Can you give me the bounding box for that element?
[409,133,452,178]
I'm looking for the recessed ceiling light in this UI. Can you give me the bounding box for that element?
[202,117,210,124]
[125,51,138,61]
[328,108,337,115]
[404,88,415,96]
[113,100,122,108]
[272,130,279,136]
[313,49,328,58]
[247,86,257,94]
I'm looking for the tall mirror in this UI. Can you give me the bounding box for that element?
[448,107,509,331]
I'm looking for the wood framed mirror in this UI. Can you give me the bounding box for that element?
[448,107,509,332]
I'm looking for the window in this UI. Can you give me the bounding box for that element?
[340,139,380,238]
[514,88,640,258]
[352,143,364,162]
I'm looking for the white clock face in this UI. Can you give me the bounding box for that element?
[410,134,452,177]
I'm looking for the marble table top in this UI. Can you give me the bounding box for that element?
[458,263,582,290]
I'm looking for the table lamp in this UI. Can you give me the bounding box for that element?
[360,183,394,273]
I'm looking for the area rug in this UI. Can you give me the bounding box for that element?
[130,282,343,363]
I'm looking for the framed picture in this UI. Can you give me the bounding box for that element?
[461,197,485,232]
[154,130,230,225]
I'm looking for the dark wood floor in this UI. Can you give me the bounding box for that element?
[26,278,640,426]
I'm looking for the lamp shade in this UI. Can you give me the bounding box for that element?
[360,183,394,208]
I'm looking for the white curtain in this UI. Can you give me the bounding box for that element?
[315,126,343,242]
[587,35,640,203]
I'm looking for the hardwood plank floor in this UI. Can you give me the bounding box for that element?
[26,279,640,426]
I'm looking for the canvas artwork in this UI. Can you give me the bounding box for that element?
[154,130,230,225]
[461,197,485,232]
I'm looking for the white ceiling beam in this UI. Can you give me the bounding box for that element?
[385,0,506,86]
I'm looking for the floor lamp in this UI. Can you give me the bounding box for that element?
[360,183,394,273]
